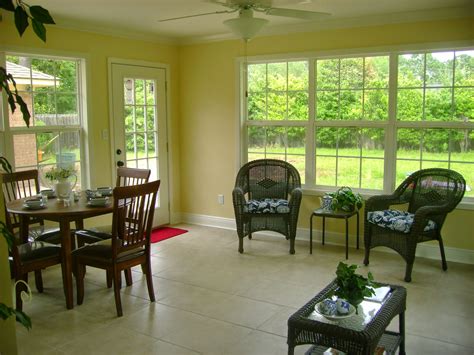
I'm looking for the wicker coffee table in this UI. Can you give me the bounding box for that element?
[287,280,406,355]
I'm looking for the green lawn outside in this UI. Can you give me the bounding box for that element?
[249,147,473,196]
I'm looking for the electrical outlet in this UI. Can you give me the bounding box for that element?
[217,194,224,205]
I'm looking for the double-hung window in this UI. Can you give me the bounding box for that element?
[1,54,86,189]
[242,47,474,201]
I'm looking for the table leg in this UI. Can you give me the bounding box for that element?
[356,211,360,250]
[322,216,326,245]
[19,215,30,243]
[59,219,74,309]
[345,217,349,260]
[399,311,406,355]
[310,214,313,254]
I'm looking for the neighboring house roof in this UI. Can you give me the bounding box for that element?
[6,61,57,87]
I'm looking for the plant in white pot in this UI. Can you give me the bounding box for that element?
[45,166,77,200]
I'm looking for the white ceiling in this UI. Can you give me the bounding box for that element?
[20,0,474,44]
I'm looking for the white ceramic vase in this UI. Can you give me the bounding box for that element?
[55,180,72,200]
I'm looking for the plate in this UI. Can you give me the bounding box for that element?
[315,301,356,321]
[23,203,46,210]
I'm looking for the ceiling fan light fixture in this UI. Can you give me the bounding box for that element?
[223,9,269,41]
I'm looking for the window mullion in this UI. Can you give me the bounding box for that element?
[307,59,316,189]
[385,53,399,193]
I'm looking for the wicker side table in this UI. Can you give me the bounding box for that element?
[287,280,406,355]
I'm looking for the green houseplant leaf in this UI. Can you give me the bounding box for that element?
[0,0,15,11]
[334,262,376,308]
[14,6,29,36]
[29,5,55,24]
[31,18,46,41]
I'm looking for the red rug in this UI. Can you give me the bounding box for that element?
[151,227,188,243]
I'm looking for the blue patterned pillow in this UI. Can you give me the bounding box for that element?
[244,198,290,214]
[367,209,436,234]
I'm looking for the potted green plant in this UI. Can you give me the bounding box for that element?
[324,186,363,212]
[334,262,376,309]
[45,166,77,199]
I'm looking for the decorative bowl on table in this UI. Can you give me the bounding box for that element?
[315,299,356,321]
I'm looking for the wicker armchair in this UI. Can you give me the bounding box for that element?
[232,159,302,254]
[363,168,466,282]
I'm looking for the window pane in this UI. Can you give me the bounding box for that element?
[361,159,384,190]
[454,88,474,121]
[340,58,363,89]
[124,78,134,104]
[422,129,450,161]
[37,132,58,165]
[9,91,32,127]
[316,156,336,186]
[247,92,266,120]
[426,52,454,87]
[364,89,388,120]
[13,134,37,168]
[455,50,474,86]
[425,88,453,121]
[288,92,308,120]
[397,129,421,159]
[317,59,339,89]
[398,54,424,87]
[135,79,145,105]
[288,61,308,90]
[287,127,306,183]
[56,60,77,92]
[145,80,155,105]
[265,127,286,157]
[125,106,134,132]
[135,107,145,131]
[396,160,421,186]
[340,90,362,119]
[316,91,339,119]
[361,128,385,158]
[248,64,266,92]
[267,62,287,91]
[147,132,157,158]
[126,134,136,160]
[338,157,360,187]
[267,92,286,120]
[248,126,266,155]
[365,56,389,88]
[146,107,155,131]
[397,89,423,120]
[34,93,55,115]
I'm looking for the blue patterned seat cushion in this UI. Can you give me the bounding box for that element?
[367,209,437,234]
[244,198,290,214]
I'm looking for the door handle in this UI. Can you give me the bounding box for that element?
[117,160,124,167]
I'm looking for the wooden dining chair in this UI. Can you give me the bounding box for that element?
[75,167,151,286]
[73,179,160,317]
[1,169,61,244]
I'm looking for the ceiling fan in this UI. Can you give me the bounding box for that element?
[159,0,331,40]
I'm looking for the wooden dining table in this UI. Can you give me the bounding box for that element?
[6,193,113,309]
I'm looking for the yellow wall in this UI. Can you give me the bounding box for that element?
[178,17,474,250]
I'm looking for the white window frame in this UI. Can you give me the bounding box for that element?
[0,50,89,188]
[238,41,474,209]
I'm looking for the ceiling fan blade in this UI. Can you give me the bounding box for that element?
[159,9,235,22]
[264,8,330,20]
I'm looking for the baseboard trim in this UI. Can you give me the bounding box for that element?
[179,213,474,265]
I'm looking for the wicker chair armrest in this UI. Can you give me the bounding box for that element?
[289,187,302,209]
[365,193,404,212]
[410,205,448,234]
[232,187,246,212]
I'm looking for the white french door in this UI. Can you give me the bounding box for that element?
[110,61,169,226]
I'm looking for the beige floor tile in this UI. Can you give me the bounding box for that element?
[14,224,474,355]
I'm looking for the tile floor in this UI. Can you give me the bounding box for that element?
[16,224,474,354]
